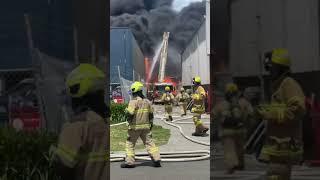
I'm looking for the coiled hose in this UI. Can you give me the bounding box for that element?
[110,115,210,162]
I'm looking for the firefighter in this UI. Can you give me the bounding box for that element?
[161,86,175,121]
[213,83,253,174]
[121,81,161,168]
[191,76,209,136]
[258,48,305,180]
[176,87,190,116]
[50,63,109,180]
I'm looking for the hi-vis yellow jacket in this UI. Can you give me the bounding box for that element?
[161,92,175,105]
[126,96,154,130]
[51,110,108,180]
[193,86,206,106]
[259,76,306,163]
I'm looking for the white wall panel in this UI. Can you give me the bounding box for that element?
[230,0,320,76]
[182,22,210,86]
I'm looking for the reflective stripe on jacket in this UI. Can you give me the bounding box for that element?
[126,97,153,130]
[51,110,108,180]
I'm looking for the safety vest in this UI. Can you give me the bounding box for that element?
[126,97,153,130]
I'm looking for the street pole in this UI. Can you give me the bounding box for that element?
[24,14,47,130]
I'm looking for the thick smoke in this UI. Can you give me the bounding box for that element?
[111,0,205,78]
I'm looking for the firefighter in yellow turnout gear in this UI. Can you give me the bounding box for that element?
[121,81,161,168]
[176,87,190,116]
[161,86,175,121]
[213,83,253,174]
[50,63,109,180]
[191,76,209,136]
[258,48,306,180]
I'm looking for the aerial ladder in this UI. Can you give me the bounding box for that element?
[151,32,178,104]
[158,32,170,82]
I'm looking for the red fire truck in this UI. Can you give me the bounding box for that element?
[7,79,41,131]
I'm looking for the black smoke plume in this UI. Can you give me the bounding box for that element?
[111,0,205,78]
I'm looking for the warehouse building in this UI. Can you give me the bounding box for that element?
[229,0,320,98]
[110,27,145,84]
[181,19,210,88]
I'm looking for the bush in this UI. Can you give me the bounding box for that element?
[0,128,60,180]
[110,103,128,124]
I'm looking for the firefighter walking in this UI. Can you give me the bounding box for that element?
[161,86,175,121]
[191,76,209,136]
[121,81,161,168]
[258,48,305,180]
[176,87,190,116]
[213,83,253,174]
[50,63,109,180]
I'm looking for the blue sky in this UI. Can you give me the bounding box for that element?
[172,0,203,11]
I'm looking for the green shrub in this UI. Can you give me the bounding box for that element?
[0,128,60,180]
[110,103,128,124]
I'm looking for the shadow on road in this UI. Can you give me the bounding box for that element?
[134,161,158,168]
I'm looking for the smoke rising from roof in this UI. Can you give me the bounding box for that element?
[110,0,205,78]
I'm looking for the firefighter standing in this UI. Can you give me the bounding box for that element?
[161,86,175,121]
[50,63,109,180]
[121,81,161,168]
[191,76,209,136]
[176,87,190,116]
[213,83,253,174]
[258,48,306,180]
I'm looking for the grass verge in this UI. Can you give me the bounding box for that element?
[111,124,170,152]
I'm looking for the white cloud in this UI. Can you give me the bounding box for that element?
[173,0,202,11]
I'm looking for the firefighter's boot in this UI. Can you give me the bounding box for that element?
[153,160,162,167]
[200,124,209,135]
[225,167,236,174]
[192,116,209,136]
[192,125,209,136]
[192,126,204,136]
[120,163,135,168]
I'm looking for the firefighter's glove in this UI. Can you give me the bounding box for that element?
[125,112,134,123]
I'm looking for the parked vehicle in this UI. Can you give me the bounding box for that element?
[6,78,41,131]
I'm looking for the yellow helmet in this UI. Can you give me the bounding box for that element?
[131,81,144,93]
[225,83,238,94]
[165,86,171,91]
[66,63,105,98]
[271,48,291,67]
[193,76,201,84]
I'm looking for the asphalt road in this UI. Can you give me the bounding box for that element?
[212,154,320,180]
[111,160,210,180]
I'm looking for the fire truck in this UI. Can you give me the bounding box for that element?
[7,78,42,131]
[147,32,178,105]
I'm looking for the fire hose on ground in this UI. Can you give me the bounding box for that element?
[110,115,210,162]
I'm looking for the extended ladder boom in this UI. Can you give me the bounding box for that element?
[158,32,170,83]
